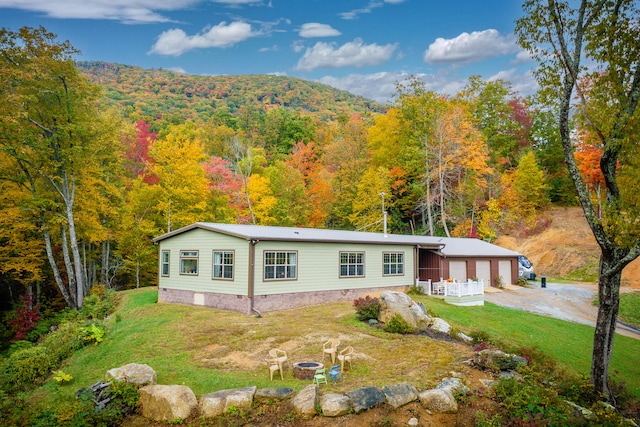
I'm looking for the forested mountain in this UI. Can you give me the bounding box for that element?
[77,61,386,124]
[2,28,580,319]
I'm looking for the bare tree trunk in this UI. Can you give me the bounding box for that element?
[43,221,76,308]
[101,240,110,285]
[591,252,622,397]
[136,259,141,289]
[61,176,85,308]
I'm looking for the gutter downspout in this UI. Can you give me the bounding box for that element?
[248,239,259,316]
[414,245,419,285]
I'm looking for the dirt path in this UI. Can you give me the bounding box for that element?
[485,282,640,340]
[495,207,640,290]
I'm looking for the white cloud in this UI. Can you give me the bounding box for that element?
[291,40,305,53]
[0,0,197,23]
[212,0,262,3]
[295,38,397,71]
[167,66,187,73]
[318,68,535,104]
[149,21,260,56]
[319,72,399,104]
[259,44,279,52]
[339,0,404,20]
[424,29,519,65]
[487,68,539,97]
[298,23,341,38]
[514,49,533,64]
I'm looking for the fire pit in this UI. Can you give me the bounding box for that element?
[292,362,324,380]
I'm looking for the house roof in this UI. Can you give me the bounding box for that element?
[153,222,521,258]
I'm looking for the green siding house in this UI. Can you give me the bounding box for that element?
[153,223,521,314]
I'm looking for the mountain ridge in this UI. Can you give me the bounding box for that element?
[76,60,387,124]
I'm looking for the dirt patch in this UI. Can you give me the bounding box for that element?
[495,207,640,289]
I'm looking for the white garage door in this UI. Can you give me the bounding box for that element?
[449,261,467,282]
[476,261,491,287]
[498,260,513,285]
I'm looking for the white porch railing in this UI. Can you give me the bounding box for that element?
[415,278,485,297]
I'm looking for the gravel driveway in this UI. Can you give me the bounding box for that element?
[484,281,640,340]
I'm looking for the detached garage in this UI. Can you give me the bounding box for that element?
[153,223,521,314]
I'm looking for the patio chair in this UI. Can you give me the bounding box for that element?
[268,348,288,368]
[265,357,283,380]
[313,367,327,385]
[328,364,342,384]
[322,339,340,364]
[337,346,353,371]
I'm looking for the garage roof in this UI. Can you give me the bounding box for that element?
[153,223,520,257]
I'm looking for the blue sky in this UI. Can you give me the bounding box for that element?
[0,0,537,103]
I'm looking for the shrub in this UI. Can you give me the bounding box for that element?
[79,322,106,345]
[353,296,382,321]
[80,288,117,320]
[407,285,425,295]
[7,293,40,341]
[0,345,55,392]
[382,314,415,334]
[40,320,85,364]
[468,329,492,345]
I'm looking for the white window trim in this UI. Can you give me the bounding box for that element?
[180,250,199,276]
[383,251,405,276]
[339,251,365,278]
[263,250,298,281]
[161,250,170,277]
[212,250,234,281]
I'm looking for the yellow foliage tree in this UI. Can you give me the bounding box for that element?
[147,124,212,232]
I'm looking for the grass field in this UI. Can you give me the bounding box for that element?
[31,286,640,414]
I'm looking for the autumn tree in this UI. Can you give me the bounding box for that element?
[286,141,333,227]
[458,76,529,171]
[349,167,392,232]
[498,151,550,231]
[0,27,121,308]
[530,106,576,204]
[430,102,491,237]
[324,114,371,229]
[147,123,212,232]
[574,132,606,215]
[517,0,640,397]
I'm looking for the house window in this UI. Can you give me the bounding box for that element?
[264,251,297,280]
[180,250,199,275]
[161,250,170,276]
[383,252,404,276]
[340,252,364,277]
[212,250,234,280]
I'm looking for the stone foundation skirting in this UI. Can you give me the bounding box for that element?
[158,285,409,314]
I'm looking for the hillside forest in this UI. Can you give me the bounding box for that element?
[0,26,603,344]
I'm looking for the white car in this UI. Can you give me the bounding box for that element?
[518,255,536,280]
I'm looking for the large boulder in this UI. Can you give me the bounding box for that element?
[291,384,318,419]
[200,386,256,418]
[139,384,197,422]
[378,291,430,329]
[346,386,386,414]
[106,363,156,388]
[382,382,419,408]
[472,349,528,371]
[437,377,469,395]
[418,388,458,413]
[254,387,295,404]
[320,393,351,417]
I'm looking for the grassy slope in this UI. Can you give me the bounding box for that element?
[416,294,640,396]
[33,287,640,412]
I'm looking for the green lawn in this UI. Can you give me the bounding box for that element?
[33,286,640,413]
[415,294,640,397]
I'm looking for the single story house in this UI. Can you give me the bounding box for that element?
[152,223,521,314]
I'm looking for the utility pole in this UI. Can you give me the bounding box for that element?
[380,192,387,237]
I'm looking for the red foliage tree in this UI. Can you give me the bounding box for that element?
[8,293,40,342]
